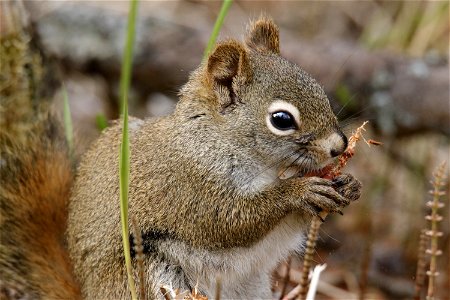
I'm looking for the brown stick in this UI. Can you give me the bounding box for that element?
[296,217,321,300]
[291,121,375,299]
[279,257,292,300]
[414,229,430,300]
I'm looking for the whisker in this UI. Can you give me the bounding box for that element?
[277,150,307,179]
[269,148,307,173]
[300,154,314,173]
[336,92,360,117]
[340,117,370,129]
[340,117,377,135]
[290,152,311,175]
[244,148,307,186]
[339,102,377,123]
[327,52,354,90]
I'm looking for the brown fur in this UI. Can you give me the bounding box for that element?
[0,16,362,300]
[245,17,280,54]
[68,18,361,299]
[0,17,81,299]
[0,120,81,299]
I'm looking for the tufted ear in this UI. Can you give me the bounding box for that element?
[207,40,252,85]
[206,40,252,111]
[245,17,280,54]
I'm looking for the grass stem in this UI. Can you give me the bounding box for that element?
[202,0,233,61]
[62,84,73,158]
[119,0,139,299]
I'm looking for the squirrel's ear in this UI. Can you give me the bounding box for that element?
[206,40,252,111]
[245,17,280,54]
[207,40,252,85]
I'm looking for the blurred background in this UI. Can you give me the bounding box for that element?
[21,1,450,299]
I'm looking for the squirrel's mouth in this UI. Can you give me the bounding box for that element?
[278,162,334,180]
[304,163,334,177]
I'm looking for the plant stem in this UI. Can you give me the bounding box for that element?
[425,162,447,300]
[297,216,321,300]
[131,217,146,300]
[202,0,233,61]
[414,229,430,300]
[119,0,139,115]
[62,84,73,159]
[119,0,139,299]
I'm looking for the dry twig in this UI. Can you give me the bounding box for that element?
[293,121,377,300]
[131,217,147,300]
[425,162,447,300]
[279,257,292,299]
[297,218,321,300]
[414,229,430,300]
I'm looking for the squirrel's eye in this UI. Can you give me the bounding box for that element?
[270,111,296,130]
[266,100,300,136]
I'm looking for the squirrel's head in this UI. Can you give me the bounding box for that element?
[178,18,347,177]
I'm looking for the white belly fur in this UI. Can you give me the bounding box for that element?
[162,213,307,299]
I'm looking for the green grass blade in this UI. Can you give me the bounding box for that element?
[119,2,231,298]
[62,84,74,158]
[202,0,233,61]
[120,103,135,300]
[119,0,139,115]
[119,0,139,299]
[95,113,108,131]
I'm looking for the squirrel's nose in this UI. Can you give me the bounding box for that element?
[330,132,347,157]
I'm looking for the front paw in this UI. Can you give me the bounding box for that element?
[332,173,362,202]
[296,177,350,216]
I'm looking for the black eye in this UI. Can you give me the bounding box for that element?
[270,111,297,130]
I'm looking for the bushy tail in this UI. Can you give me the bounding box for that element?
[0,121,81,299]
[0,1,80,298]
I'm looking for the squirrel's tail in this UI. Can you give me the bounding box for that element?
[0,119,81,299]
[0,1,81,298]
